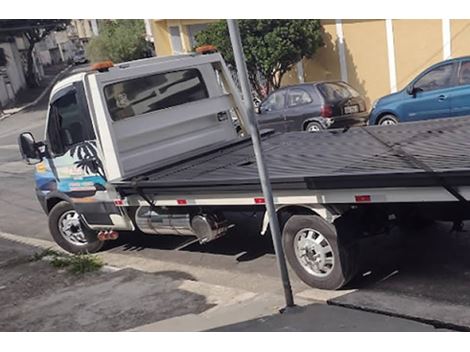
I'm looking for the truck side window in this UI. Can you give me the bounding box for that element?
[103,69,209,121]
[47,92,91,155]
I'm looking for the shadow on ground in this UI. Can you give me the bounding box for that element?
[106,213,470,294]
[0,238,214,332]
[329,221,470,331]
[209,303,440,332]
[105,212,275,262]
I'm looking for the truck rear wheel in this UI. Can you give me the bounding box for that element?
[282,215,356,290]
[48,201,104,254]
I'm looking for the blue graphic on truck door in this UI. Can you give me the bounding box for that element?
[35,140,107,198]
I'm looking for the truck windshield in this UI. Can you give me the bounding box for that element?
[104,68,209,121]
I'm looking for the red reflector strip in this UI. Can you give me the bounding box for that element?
[254,197,265,204]
[176,199,188,205]
[114,199,124,206]
[355,195,371,203]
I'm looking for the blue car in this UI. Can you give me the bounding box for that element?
[369,56,470,125]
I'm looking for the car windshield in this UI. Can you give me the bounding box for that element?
[318,82,359,101]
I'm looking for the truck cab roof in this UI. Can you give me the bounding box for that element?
[50,53,209,98]
[50,72,87,98]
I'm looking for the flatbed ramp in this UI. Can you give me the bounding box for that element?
[113,116,470,194]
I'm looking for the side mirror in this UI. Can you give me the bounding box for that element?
[18,132,42,165]
[255,106,261,114]
[407,85,422,97]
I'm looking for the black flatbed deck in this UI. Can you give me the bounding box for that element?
[113,116,470,196]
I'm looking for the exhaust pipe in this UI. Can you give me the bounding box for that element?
[97,230,119,241]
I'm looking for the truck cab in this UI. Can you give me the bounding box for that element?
[18,53,245,254]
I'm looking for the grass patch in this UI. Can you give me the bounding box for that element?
[31,248,61,261]
[51,254,104,274]
[32,248,104,274]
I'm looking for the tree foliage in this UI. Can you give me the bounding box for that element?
[0,20,69,87]
[86,20,149,63]
[195,20,324,97]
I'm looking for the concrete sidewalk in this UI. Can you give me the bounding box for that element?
[132,292,443,332]
[0,236,446,332]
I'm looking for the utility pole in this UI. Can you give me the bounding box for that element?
[227,19,294,308]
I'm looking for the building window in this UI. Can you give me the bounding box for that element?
[187,24,209,49]
[169,26,183,54]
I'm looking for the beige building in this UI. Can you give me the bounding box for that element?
[70,19,100,46]
[149,19,470,105]
[149,20,218,56]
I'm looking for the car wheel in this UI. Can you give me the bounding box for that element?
[378,114,399,126]
[282,215,357,290]
[305,122,323,132]
[48,201,104,254]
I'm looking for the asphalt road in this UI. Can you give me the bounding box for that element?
[3,66,470,329]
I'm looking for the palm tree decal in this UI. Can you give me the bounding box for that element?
[69,141,107,181]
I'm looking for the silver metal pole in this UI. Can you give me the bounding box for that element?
[227,19,294,308]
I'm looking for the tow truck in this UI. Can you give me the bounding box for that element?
[18,51,470,290]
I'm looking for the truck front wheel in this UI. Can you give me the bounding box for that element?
[282,215,356,290]
[48,201,104,254]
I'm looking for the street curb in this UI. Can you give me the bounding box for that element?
[0,231,121,275]
[0,230,351,303]
[0,64,72,122]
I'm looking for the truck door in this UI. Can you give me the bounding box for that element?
[39,84,106,198]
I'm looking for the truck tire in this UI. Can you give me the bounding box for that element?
[282,215,356,290]
[48,201,104,254]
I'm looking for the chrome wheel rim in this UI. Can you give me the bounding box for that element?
[294,228,334,277]
[380,118,397,126]
[58,210,87,245]
[307,124,321,132]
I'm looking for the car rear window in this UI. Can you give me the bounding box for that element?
[318,82,359,101]
[104,69,209,121]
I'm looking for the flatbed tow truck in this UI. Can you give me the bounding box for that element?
[18,52,470,290]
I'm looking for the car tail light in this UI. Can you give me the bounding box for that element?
[320,104,334,118]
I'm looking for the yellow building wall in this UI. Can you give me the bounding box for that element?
[152,19,470,105]
[281,20,341,87]
[342,19,389,106]
[281,66,300,86]
[152,19,218,56]
[451,20,470,58]
[393,19,443,90]
[151,20,172,56]
[303,20,341,83]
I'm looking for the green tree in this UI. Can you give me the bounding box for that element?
[86,20,149,63]
[0,20,69,87]
[195,20,324,97]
